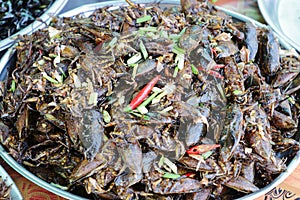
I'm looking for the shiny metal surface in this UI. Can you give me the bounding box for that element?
[258,0,300,52]
[0,1,299,199]
[0,0,68,52]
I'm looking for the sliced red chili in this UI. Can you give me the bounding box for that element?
[197,65,224,79]
[186,144,220,155]
[212,64,225,69]
[207,70,224,79]
[124,75,161,112]
[184,172,196,178]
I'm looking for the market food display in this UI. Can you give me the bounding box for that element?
[0,0,300,199]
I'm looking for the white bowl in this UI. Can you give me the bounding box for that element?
[0,0,68,51]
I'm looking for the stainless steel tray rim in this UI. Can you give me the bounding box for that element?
[0,1,299,200]
[257,0,300,52]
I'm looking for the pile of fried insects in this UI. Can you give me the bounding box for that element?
[0,0,300,199]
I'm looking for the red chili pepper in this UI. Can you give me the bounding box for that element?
[211,47,218,56]
[186,144,220,155]
[197,64,224,79]
[124,75,161,112]
[207,70,224,79]
[184,172,196,178]
[212,64,225,70]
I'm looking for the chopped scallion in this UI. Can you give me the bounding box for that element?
[163,172,180,179]
[136,15,152,23]
[127,53,142,65]
[179,27,187,36]
[108,37,117,47]
[233,90,243,95]
[132,63,139,78]
[137,90,161,114]
[191,64,199,75]
[139,41,148,59]
[158,156,165,167]
[173,66,179,78]
[169,34,181,41]
[288,96,295,104]
[202,150,214,159]
[102,110,111,123]
[45,113,57,121]
[139,26,158,32]
[42,72,59,84]
[217,83,226,101]
[137,105,148,114]
[176,54,185,70]
[159,30,169,38]
[129,111,150,120]
[172,45,186,55]
[59,67,66,77]
[88,92,98,106]
[8,80,16,92]
[152,91,167,104]
[163,157,178,174]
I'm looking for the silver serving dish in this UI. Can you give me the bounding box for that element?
[0,0,68,52]
[0,163,23,200]
[257,0,300,52]
[0,1,299,199]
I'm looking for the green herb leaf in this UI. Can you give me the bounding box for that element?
[288,97,295,104]
[158,155,165,167]
[8,80,16,92]
[137,105,148,114]
[163,157,178,174]
[202,150,213,159]
[108,37,117,47]
[102,110,111,123]
[191,64,199,75]
[172,45,186,55]
[136,15,152,23]
[233,90,243,96]
[88,92,98,106]
[173,66,179,78]
[138,26,158,35]
[129,111,150,120]
[175,54,185,70]
[42,72,59,84]
[163,172,180,179]
[139,40,148,59]
[44,113,57,121]
[137,90,161,114]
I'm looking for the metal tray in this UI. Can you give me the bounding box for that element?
[0,1,299,199]
[0,0,68,52]
[257,0,300,52]
[0,163,23,200]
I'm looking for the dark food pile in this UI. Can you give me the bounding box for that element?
[0,0,54,40]
[0,176,11,200]
[1,0,300,199]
